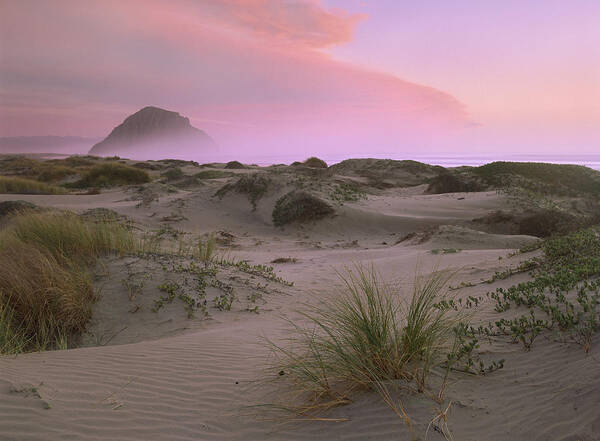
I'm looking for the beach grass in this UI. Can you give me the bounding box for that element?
[0,212,137,353]
[0,175,68,195]
[73,163,150,187]
[266,266,457,416]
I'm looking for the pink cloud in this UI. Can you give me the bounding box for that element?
[0,0,470,156]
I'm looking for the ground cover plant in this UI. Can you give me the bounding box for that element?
[329,182,366,205]
[0,211,137,353]
[478,227,600,352]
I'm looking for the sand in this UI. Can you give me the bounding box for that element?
[1,171,598,441]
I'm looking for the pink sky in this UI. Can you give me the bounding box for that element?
[0,0,598,156]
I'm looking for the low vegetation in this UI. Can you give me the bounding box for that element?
[516,209,580,237]
[215,173,271,210]
[272,191,334,226]
[480,227,600,352]
[224,160,247,169]
[36,164,78,183]
[427,172,482,194]
[265,266,482,438]
[72,163,150,187]
[194,170,235,180]
[0,200,38,218]
[473,161,600,197]
[303,157,328,169]
[0,176,67,195]
[0,212,137,353]
[329,182,366,205]
[161,167,184,181]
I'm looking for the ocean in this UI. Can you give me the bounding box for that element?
[223,153,600,171]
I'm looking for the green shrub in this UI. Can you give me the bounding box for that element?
[0,176,67,194]
[272,191,334,226]
[303,157,328,168]
[74,163,150,187]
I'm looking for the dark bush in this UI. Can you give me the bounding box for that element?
[0,200,38,219]
[303,157,328,168]
[224,160,247,169]
[518,209,583,237]
[272,191,334,226]
[427,172,482,194]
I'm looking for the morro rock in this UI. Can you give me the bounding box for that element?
[89,106,214,158]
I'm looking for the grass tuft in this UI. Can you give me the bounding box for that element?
[0,176,67,195]
[72,163,150,187]
[215,173,271,210]
[266,266,457,416]
[0,212,137,353]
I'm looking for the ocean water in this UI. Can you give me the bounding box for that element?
[224,153,600,171]
[40,151,600,171]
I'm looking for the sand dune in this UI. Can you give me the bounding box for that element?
[0,173,597,440]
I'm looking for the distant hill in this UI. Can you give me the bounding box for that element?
[0,136,97,154]
[89,106,215,159]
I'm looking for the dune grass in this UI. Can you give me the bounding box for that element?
[36,164,78,182]
[195,170,236,180]
[266,266,458,420]
[473,161,600,196]
[0,176,68,195]
[215,173,271,210]
[0,212,137,353]
[73,163,150,187]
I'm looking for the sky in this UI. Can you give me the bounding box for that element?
[0,0,598,157]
